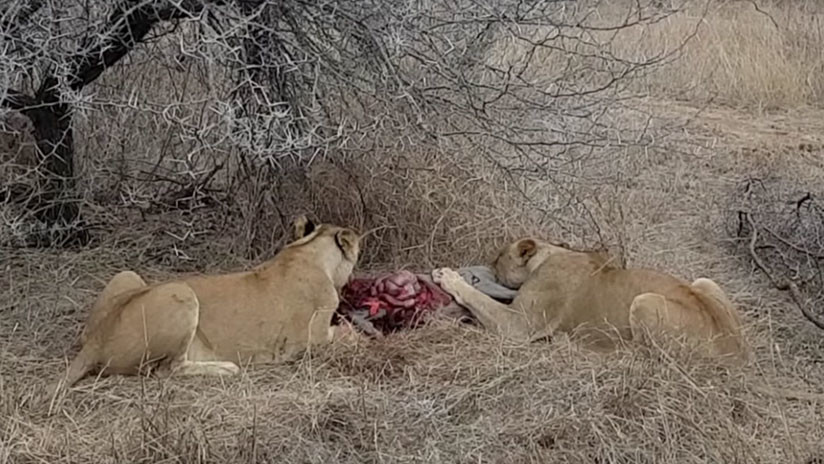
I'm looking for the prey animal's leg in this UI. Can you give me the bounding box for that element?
[432,268,530,340]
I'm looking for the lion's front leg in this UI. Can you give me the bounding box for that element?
[328,320,364,344]
[432,267,530,340]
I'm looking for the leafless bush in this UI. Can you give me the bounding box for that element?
[1,0,696,255]
[0,109,40,245]
[729,176,824,330]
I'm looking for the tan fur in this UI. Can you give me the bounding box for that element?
[44,217,362,402]
[433,238,748,361]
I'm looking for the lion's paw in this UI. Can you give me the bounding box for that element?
[214,362,241,376]
[432,267,466,300]
[330,321,363,343]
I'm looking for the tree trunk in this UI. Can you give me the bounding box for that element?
[1,1,209,247]
[21,90,89,246]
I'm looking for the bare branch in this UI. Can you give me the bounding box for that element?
[0,89,36,110]
[63,0,213,94]
[0,0,45,38]
[743,211,824,331]
[745,0,779,29]
[1,0,695,249]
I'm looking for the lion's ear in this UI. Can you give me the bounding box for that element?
[335,229,360,261]
[517,239,537,260]
[292,215,316,240]
[554,240,571,250]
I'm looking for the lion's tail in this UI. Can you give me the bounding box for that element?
[691,278,749,360]
[42,345,96,406]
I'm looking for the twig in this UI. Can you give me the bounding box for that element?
[761,224,824,260]
[744,212,824,330]
[746,0,779,30]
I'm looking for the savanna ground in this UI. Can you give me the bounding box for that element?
[3,1,824,463]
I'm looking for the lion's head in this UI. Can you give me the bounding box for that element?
[492,238,572,288]
[288,215,362,289]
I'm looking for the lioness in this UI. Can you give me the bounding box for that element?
[432,238,747,360]
[46,216,361,398]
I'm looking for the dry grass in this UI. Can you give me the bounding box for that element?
[482,1,824,111]
[625,1,824,110]
[2,246,824,463]
[4,1,824,462]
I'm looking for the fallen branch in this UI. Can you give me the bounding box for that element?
[743,211,824,330]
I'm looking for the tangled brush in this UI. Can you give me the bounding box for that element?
[729,177,824,330]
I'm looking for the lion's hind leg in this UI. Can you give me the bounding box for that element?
[628,292,712,351]
[100,270,147,295]
[691,278,735,310]
[45,271,149,405]
[99,282,239,377]
[119,282,241,378]
[168,360,240,377]
[690,278,748,360]
[42,280,239,407]
[166,324,240,378]
[82,270,147,344]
